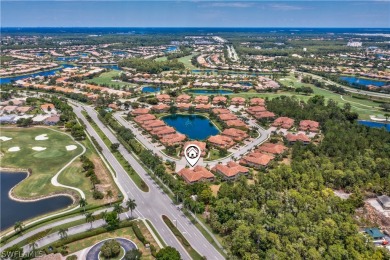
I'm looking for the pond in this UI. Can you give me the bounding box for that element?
[0,64,76,84]
[165,46,178,52]
[162,114,220,140]
[102,64,121,70]
[56,56,80,62]
[186,89,233,95]
[142,86,161,93]
[340,76,388,87]
[0,172,73,230]
[358,120,390,132]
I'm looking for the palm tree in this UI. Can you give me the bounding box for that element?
[79,198,87,213]
[85,212,95,229]
[126,199,137,218]
[29,241,38,253]
[58,228,68,240]
[106,190,113,205]
[114,203,124,214]
[14,221,24,234]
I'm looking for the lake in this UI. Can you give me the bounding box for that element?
[358,120,390,132]
[186,89,233,95]
[340,76,388,87]
[162,114,220,140]
[102,64,121,70]
[0,64,75,84]
[0,172,73,230]
[165,46,178,52]
[56,56,80,62]
[142,86,161,93]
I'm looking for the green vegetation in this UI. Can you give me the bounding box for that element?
[0,127,81,198]
[86,70,136,89]
[156,246,181,260]
[162,215,203,260]
[177,53,199,70]
[118,58,185,73]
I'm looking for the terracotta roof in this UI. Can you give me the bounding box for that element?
[286,133,311,143]
[151,104,170,111]
[212,96,227,104]
[218,113,237,121]
[299,120,320,132]
[226,120,247,128]
[178,166,214,183]
[208,135,235,148]
[272,117,295,129]
[257,143,287,154]
[132,108,150,115]
[212,161,248,177]
[194,96,209,104]
[134,114,156,123]
[240,152,274,167]
[212,108,230,114]
[40,103,55,111]
[161,133,186,146]
[250,98,265,106]
[222,128,248,141]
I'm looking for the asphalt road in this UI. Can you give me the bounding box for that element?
[86,238,137,259]
[74,105,225,260]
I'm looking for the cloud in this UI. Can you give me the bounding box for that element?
[202,2,254,8]
[268,3,304,10]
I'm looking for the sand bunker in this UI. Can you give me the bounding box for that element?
[32,146,47,151]
[0,136,12,141]
[66,145,77,151]
[8,147,20,152]
[35,134,49,141]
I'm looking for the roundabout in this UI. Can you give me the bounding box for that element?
[86,238,137,260]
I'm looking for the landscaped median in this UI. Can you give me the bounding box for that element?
[162,215,204,260]
[82,111,149,192]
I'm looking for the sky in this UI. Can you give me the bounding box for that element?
[1,1,390,28]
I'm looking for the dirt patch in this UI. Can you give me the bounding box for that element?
[281,158,291,165]
[91,154,119,204]
[247,179,255,185]
[210,184,221,197]
[355,202,390,234]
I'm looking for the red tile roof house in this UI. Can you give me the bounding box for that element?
[156,94,171,104]
[151,104,170,113]
[212,108,230,115]
[247,106,266,115]
[194,96,209,104]
[212,161,249,180]
[226,120,248,129]
[176,94,191,103]
[142,120,166,131]
[212,96,227,105]
[40,103,56,113]
[16,106,33,114]
[177,103,192,111]
[222,128,248,141]
[285,133,311,145]
[299,120,320,132]
[231,97,246,106]
[272,117,295,129]
[161,133,186,146]
[208,135,235,149]
[240,152,274,169]
[195,104,211,112]
[250,98,265,106]
[218,113,238,121]
[257,143,288,155]
[253,111,275,120]
[108,103,119,110]
[44,115,61,126]
[181,141,207,157]
[134,114,156,124]
[151,126,176,138]
[2,106,18,114]
[132,108,150,115]
[178,166,215,184]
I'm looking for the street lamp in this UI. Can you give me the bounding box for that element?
[173,219,178,228]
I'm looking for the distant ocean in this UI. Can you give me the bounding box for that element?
[2,27,390,34]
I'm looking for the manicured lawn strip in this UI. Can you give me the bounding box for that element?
[177,53,199,70]
[145,219,167,247]
[162,215,204,260]
[85,112,148,192]
[181,211,227,258]
[0,127,81,198]
[85,70,136,89]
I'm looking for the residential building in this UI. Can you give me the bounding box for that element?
[178,166,215,184]
[208,135,235,149]
[272,117,295,129]
[181,141,207,157]
[299,120,320,132]
[377,195,390,210]
[212,161,249,180]
[285,133,310,145]
[240,152,274,168]
[257,143,288,155]
[222,128,248,141]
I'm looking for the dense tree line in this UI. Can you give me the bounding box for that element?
[206,96,390,259]
[118,58,185,74]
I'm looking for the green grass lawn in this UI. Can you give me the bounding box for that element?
[0,127,81,198]
[86,71,136,89]
[154,56,168,62]
[177,53,199,70]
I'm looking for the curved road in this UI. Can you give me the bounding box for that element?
[86,238,137,259]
